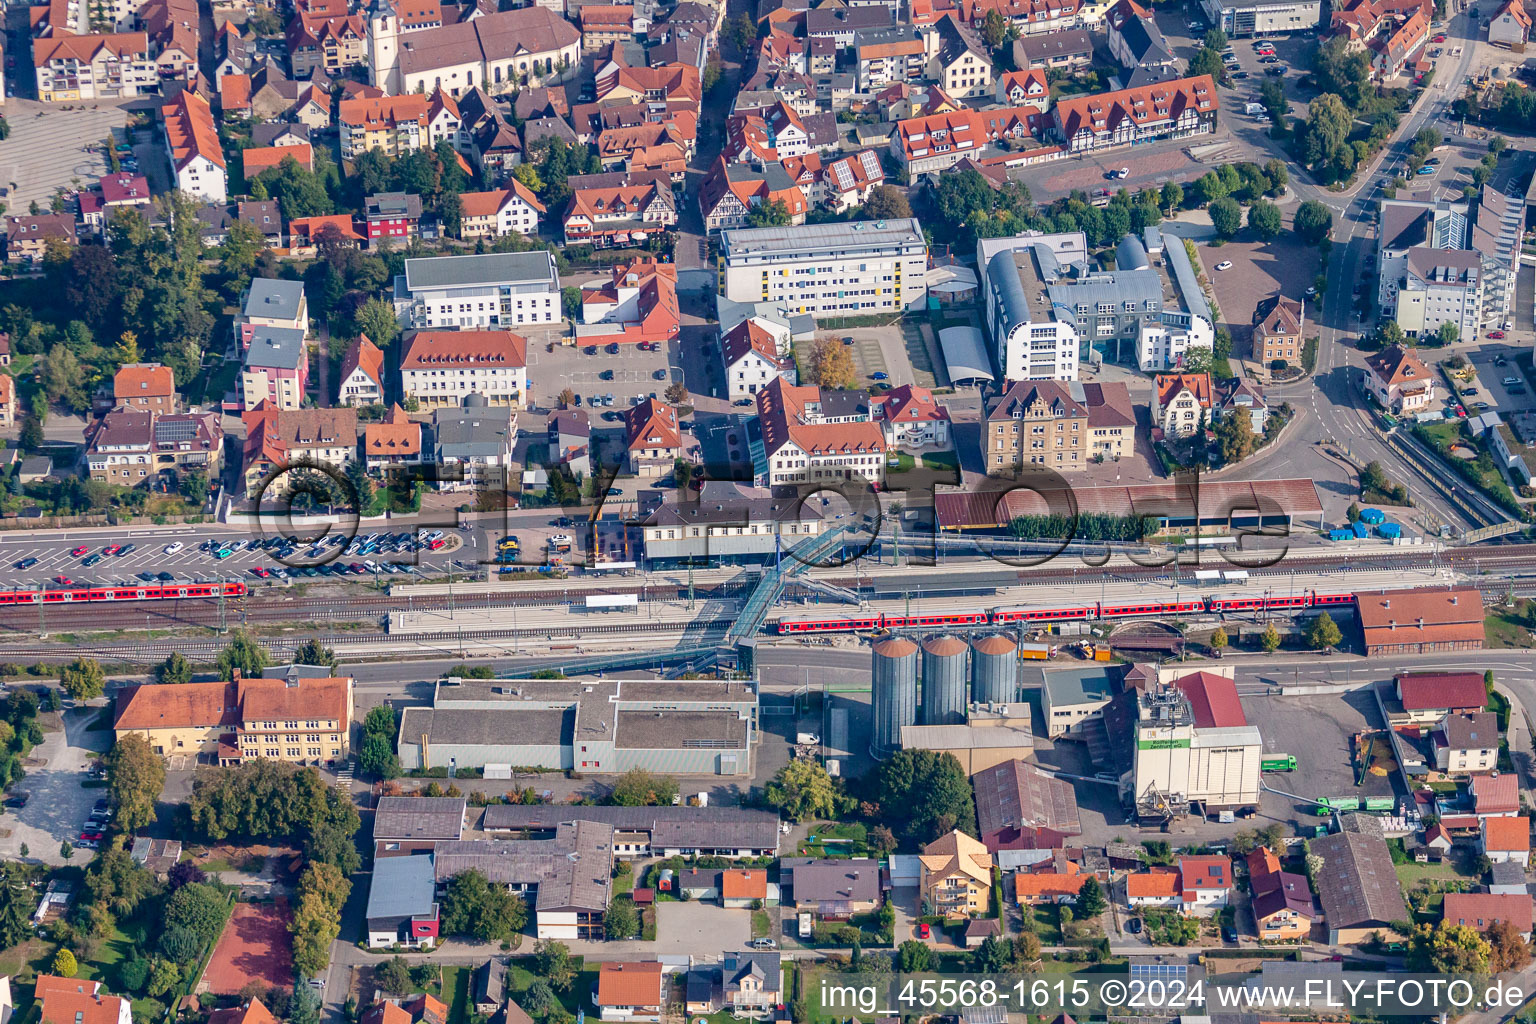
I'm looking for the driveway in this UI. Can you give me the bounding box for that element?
[0,706,111,864]
[651,900,752,955]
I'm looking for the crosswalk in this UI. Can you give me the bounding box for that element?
[334,759,354,792]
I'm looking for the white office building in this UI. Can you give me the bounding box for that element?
[393,251,561,330]
[717,219,928,316]
[1199,0,1322,35]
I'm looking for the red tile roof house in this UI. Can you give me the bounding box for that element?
[1176,855,1232,915]
[1480,815,1531,866]
[595,962,665,1023]
[576,258,680,347]
[1472,774,1521,817]
[871,384,951,451]
[624,397,683,477]
[1394,671,1487,724]
[37,976,132,1024]
[1444,892,1533,939]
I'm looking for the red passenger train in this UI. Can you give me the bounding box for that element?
[0,581,247,606]
[773,588,1356,634]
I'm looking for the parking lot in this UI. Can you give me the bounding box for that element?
[528,337,680,413]
[0,527,470,590]
[1462,345,1532,413]
[0,98,127,215]
[0,707,110,865]
[1201,235,1323,368]
[1240,689,1397,818]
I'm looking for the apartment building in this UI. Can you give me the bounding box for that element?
[889,105,1036,175]
[5,214,77,263]
[162,90,226,202]
[924,15,992,98]
[853,26,925,91]
[919,830,993,918]
[399,330,528,409]
[339,94,431,157]
[237,278,308,351]
[114,669,353,765]
[242,403,359,497]
[394,251,562,329]
[718,219,927,315]
[106,363,176,416]
[386,6,580,98]
[565,181,678,246]
[1051,74,1218,153]
[1361,343,1437,415]
[1253,295,1305,366]
[753,377,887,487]
[1153,372,1213,439]
[982,379,1134,472]
[33,32,156,101]
[723,318,796,400]
[697,160,808,232]
[241,327,309,411]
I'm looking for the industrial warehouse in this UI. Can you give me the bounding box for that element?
[397,678,759,776]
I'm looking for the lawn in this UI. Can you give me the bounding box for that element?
[1394,859,1476,887]
[1029,906,1062,945]
[751,910,772,939]
[886,452,915,473]
[920,450,959,472]
[1486,602,1536,649]
[433,965,471,1024]
[506,960,596,1019]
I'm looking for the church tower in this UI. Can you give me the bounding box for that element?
[366,0,401,93]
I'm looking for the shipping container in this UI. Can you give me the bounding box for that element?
[1019,642,1054,660]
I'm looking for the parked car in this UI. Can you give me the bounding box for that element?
[70,546,88,557]
[1222,925,1239,943]
[82,554,101,567]
[916,923,931,939]
[163,541,183,554]
[54,576,73,586]
[1125,918,1142,934]
[14,558,36,570]
[1216,260,1233,271]
[116,543,135,556]
[871,371,889,380]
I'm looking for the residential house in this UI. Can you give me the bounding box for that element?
[1106,0,1177,86]
[1125,868,1180,908]
[546,408,590,477]
[235,201,284,249]
[79,172,152,236]
[697,158,808,231]
[1362,344,1437,415]
[241,327,309,411]
[162,90,226,202]
[1480,815,1531,866]
[1012,27,1093,68]
[0,374,16,431]
[83,410,223,487]
[1176,855,1231,915]
[1013,863,1089,905]
[720,952,781,1014]
[1050,74,1218,153]
[472,960,507,1018]
[242,144,314,177]
[1444,892,1532,938]
[720,869,768,908]
[36,977,131,1024]
[723,318,796,400]
[1153,372,1213,439]
[1253,295,1305,366]
[458,183,545,240]
[819,150,887,212]
[1472,773,1520,816]
[576,259,680,347]
[102,364,176,418]
[338,335,385,406]
[982,380,1135,472]
[5,214,76,263]
[364,405,423,475]
[365,192,424,244]
[754,377,887,487]
[288,5,367,78]
[431,397,516,492]
[782,858,881,917]
[624,397,682,476]
[580,5,636,50]
[207,1000,278,1024]
[924,15,992,99]
[1368,5,1429,77]
[1247,847,1316,941]
[364,854,441,949]
[1395,671,1487,724]
[400,330,527,410]
[594,962,665,1023]
[1217,376,1268,433]
[919,829,993,918]
[871,384,950,450]
[287,214,365,256]
[114,668,353,764]
[889,105,1038,175]
[995,68,1050,110]
[241,403,358,498]
[852,26,925,92]
[1434,712,1499,774]
[1489,0,1531,48]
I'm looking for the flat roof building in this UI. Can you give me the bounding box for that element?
[398,678,758,777]
[482,804,781,859]
[718,219,928,316]
[394,251,561,330]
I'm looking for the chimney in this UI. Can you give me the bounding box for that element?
[1451,595,1459,605]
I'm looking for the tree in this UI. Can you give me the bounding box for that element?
[1247,200,1282,240]
[1188,46,1226,83]
[746,199,792,228]
[1307,611,1342,650]
[981,7,1009,46]
[216,629,270,681]
[1346,502,1361,523]
[1260,78,1288,123]
[53,949,78,977]
[294,638,338,670]
[869,825,897,856]
[764,760,840,822]
[534,940,576,990]
[607,768,678,806]
[809,337,856,389]
[1486,669,1496,699]
[1295,200,1333,246]
[866,749,976,846]
[1490,134,1509,157]
[1075,877,1107,917]
[1215,409,1256,465]
[440,869,529,942]
[43,344,89,412]
[605,897,638,939]
[375,957,412,996]
[164,883,229,945]
[0,869,32,947]
[167,861,206,891]
[292,862,351,977]
[663,381,689,405]
[1160,181,1184,215]
[1210,627,1228,652]
[898,940,932,972]
[351,297,401,351]
[59,657,105,701]
[1310,36,1373,108]
[1437,321,1458,346]
[1488,917,1531,972]
[291,977,322,1024]
[1261,623,1281,653]
[108,733,165,832]
[862,185,912,220]
[1208,197,1242,239]
[1408,922,1491,973]
[60,840,73,861]
[724,11,756,54]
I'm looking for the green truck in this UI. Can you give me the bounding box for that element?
[1261,754,1297,772]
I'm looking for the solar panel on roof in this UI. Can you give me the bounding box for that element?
[833,161,855,190]
[858,150,881,178]
[154,419,198,442]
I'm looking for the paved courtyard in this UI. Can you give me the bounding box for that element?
[1199,234,1323,370]
[0,705,110,864]
[0,98,127,214]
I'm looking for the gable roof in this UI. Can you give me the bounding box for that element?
[1473,773,1520,814]
[113,363,175,402]
[972,758,1081,838]
[401,330,527,370]
[37,976,129,1024]
[1310,830,1410,929]
[208,1001,280,1024]
[1178,855,1231,893]
[163,90,226,170]
[341,335,385,389]
[919,829,992,885]
[720,868,768,900]
[755,377,886,461]
[1251,872,1317,921]
[1014,867,1088,900]
[1444,892,1533,933]
[1155,372,1213,409]
[1126,869,1178,899]
[366,405,422,458]
[1365,344,1432,388]
[1053,75,1217,143]
[596,962,664,1007]
[1358,587,1484,648]
[722,318,792,371]
[1172,672,1246,728]
[624,396,682,451]
[1396,672,1487,711]
[1483,815,1530,852]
